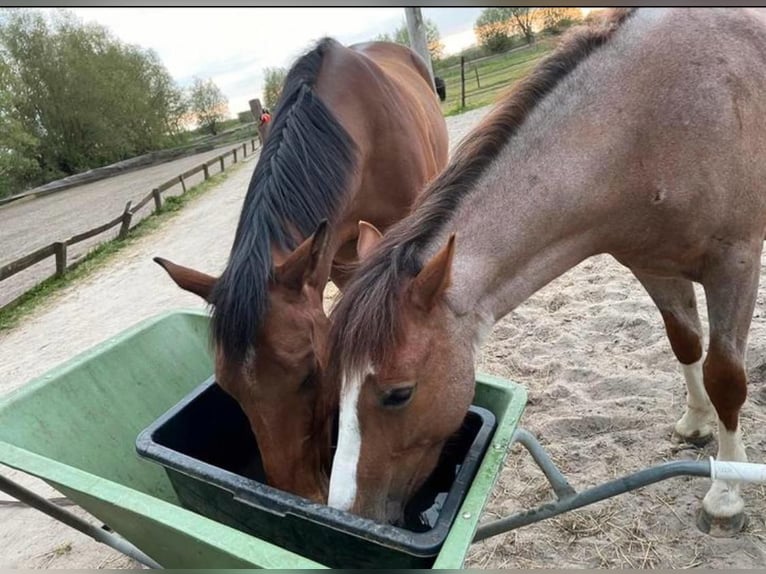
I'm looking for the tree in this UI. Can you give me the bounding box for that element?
[507,7,535,45]
[536,8,582,34]
[0,60,40,198]
[189,77,228,135]
[164,82,189,139]
[474,8,515,54]
[262,67,287,111]
[0,8,187,194]
[375,18,444,62]
[474,7,538,54]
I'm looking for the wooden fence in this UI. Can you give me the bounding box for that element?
[0,139,259,298]
[435,43,548,112]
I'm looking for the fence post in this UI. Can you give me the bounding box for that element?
[54,242,67,277]
[203,164,209,180]
[243,142,247,158]
[119,200,133,239]
[179,175,186,194]
[152,188,162,212]
[251,139,255,152]
[474,65,480,89]
[233,148,238,163]
[460,56,466,109]
[219,156,225,172]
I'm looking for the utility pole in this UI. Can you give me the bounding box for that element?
[404,7,435,88]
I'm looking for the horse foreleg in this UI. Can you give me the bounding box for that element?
[632,271,715,443]
[697,244,760,535]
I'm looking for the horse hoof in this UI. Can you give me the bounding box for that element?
[696,508,746,537]
[672,429,713,447]
[674,408,716,445]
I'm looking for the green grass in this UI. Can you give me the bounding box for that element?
[0,163,244,333]
[436,38,557,115]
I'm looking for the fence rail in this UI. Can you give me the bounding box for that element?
[435,42,550,112]
[0,138,258,306]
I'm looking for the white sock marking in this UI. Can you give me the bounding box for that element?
[716,422,747,463]
[703,421,748,518]
[675,357,716,438]
[328,367,366,511]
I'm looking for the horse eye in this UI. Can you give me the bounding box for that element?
[381,386,414,408]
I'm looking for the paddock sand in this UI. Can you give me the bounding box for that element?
[1,106,765,568]
[460,253,766,568]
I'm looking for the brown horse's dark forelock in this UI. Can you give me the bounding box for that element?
[326,8,637,388]
[211,37,358,362]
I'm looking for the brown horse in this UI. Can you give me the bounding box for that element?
[327,8,766,533]
[154,37,448,503]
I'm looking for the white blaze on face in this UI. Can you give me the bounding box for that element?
[328,366,368,511]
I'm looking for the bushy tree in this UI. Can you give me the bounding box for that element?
[0,8,186,194]
[375,18,444,62]
[508,7,535,45]
[536,8,582,35]
[189,77,228,135]
[262,67,286,111]
[475,7,537,54]
[0,60,40,198]
[474,8,515,54]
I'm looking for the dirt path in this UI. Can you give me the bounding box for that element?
[2,104,763,568]
[0,138,255,308]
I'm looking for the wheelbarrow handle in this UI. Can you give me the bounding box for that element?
[472,428,766,543]
[710,458,766,483]
[0,473,162,568]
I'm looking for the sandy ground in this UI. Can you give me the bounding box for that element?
[464,254,766,569]
[2,105,765,568]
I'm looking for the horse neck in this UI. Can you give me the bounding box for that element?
[442,110,618,336]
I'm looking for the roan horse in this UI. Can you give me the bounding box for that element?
[154,37,448,502]
[326,8,766,533]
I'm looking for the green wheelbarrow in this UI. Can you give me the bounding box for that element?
[1,310,764,568]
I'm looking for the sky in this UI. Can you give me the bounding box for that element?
[57,8,486,118]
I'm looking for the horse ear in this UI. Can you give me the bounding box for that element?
[356,220,383,260]
[410,234,456,312]
[154,257,217,303]
[275,220,332,291]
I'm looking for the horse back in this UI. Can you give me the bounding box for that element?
[618,9,766,224]
[579,9,766,272]
[313,40,449,235]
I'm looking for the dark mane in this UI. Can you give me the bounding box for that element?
[211,37,357,361]
[327,8,637,380]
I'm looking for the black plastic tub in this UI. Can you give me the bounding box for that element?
[136,376,496,569]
